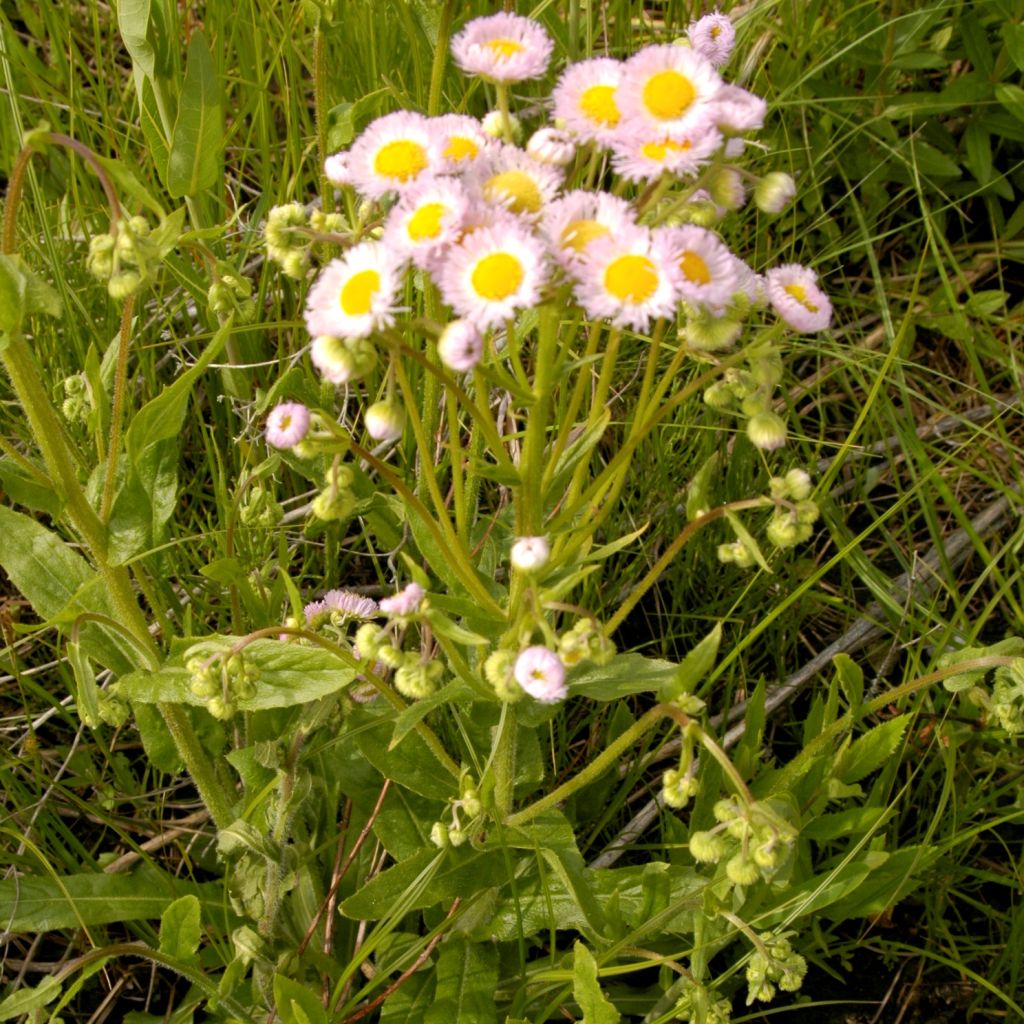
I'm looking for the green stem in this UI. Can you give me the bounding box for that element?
[495,83,514,142]
[314,27,331,213]
[506,706,666,828]
[100,295,135,523]
[427,0,457,116]
[491,703,517,820]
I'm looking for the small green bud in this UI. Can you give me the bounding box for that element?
[207,696,235,720]
[484,649,523,702]
[766,515,801,548]
[685,315,743,352]
[395,662,440,699]
[107,270,141,300]
[354,623,383,661]
[311,487,354,522]
[747,411,787,450]
[794,499,819,525]
[713,798,741,823]
[708,167,745,210]
[448,825,467,847]
[703,380,736,410]
[784,468,813,500]
[754,171,796,214]
[430,822,449,848]
[281,251,309,280]
[726,852,760,886]
[689,830,727,863]
[376,644,405,669]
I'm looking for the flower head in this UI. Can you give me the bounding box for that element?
[437,319,484,372]
[617,44,722,140]
[380,582,426,616]
[304,241,405,340]
[265,402,310,449]
[573,226,678,332]
[526,127,577,167]
[765,264,832,332]
[514,646,567,703]
[510,535,550,572]
[551,58,624,145]
[540,190,636,274]
[438,220,547,329]
[687,11,736,68]
[469,143,563,220]
[451,13,553,83]
[659,224,740,313]
[323,589,379,619]
[608,125,723,183]
[711,85,767,135]
[433,115,492,173]
[383,176,470,267]
[347,111,437,199]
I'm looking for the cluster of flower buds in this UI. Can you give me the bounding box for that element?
[60,373,90,424]
[744,930,808,1004]
[238,483,283,529]
[765,469,819,549]
[431,773,484,848]
[688,796,797,885]
[673,978,732,1024]
[558,618,616,668]
[702,345,790,450]
[186,648,261,720]
[662,766,700,809]
[265,203,344,280]
[87,215,160,299]
[990,659,1024,734]
[208,261,258,323]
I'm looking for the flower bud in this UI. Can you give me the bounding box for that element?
[754,171,797,214]
[430,822,450,848]
[726,852,760,886]
[376,644,405,669]
[707,167,746,210]
[281,251,309,280]
[365,399,405,442]
[324,152,352,187]
[484,649,523,702]
[784,468,813,501]
[689,830,726,863]
[311,487,355,521]
[514,646,567,703]
[747,411,788,450]
[107,270,141,300]
[354,623,383,661]
[685,315,743,352]
[482,109,522,142]
[766,516,801,548]
[703,381,736,410]
[395,662,439,700]
[437,319,484,372]
[526,126,576,166]
[510,535,549,572]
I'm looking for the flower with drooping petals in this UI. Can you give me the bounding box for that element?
[688,11,736,68]
[765,264,832,332]
[617,44,722,140]
[514,646,567,703]
[265,402,310,449]
[383,176,469,267]
[511,536,550,572]
[660,224,740,313]
[711,84,767,135]
[347,111,437,199]
[609,125,723,183]
[551,57,624,145]
[380,582,426,616]
[323,589,379,619]
[438,220,547,329]
[437,319,484,372]
[304,241,405,340]
[540,190,636,274]
[574,226,678,332]
[451,12,553,83]
[469,143,563,219]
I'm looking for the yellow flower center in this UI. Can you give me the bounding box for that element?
[484,37,524,59]
[680,251,711,284]
[784,282,819,312]
[560,218,609,253]
[640,138,692,162]
[339,269,380,317]
[579,84,620,127]
[278,413,293,430]
[604,254,658,303]
[484,170,543,215]
[373,139,428,183]
[407,202,447,242]
[710,25,722,39]
[471,252,524,301]
[445,136,479,163]
[642,69,697,120]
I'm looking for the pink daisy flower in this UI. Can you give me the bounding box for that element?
[432,114,493,173]
[617,44,722,140]
[540,189,636,274]
[609,125,723,183]
[450,13,553,83]
[265,402,310,449]
[659,224,740,313]
[347,111,437,199]
[380,582,426,616]
[323,589,378,619]
[688,11,736,68]
[551,57,624,146]
[513,646,566,703]
[383,176,470,268]
[468,143,563,220]
[765,264,832,332]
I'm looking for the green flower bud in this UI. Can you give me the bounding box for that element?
[395,662,440,700]
[749,349,783,388]
[708,167,745,210]
[713,798,741,823]
[784,468,813,500]
[376,644,405,669]
[689,830,727,863]
[703,380,736,410]
[685,315,743,352]
[311,487,354,522]
[747,411,787,450]
[754,171,796,214]
[766,515,801,548]
[354,623,383,661]
[448,825,468,847]
[207,696,235,720]
[484,649,523,702]
[795,499,819,525]
[430,822,449,848]
[281,250,309,280]
[107,270,142,301]
[726,852,761,886]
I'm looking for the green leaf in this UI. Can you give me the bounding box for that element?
[0,455,62,516]
[68,642,102,728]
[685,451,719,520]
[907,139,961,178]
[167,31,223,197]
[963,123,992,185]
[573,943,621,1024]
[159,894,202,961]
[660,623,721,700]
[1004,22,1024,72]
[117,638,358,710]
[117,0,156,78]
[724,510,772,572]
[833,653,863,709]
[823,846,941,921]
[834,715,910,785]
[569,652,678,701]
[996,82,1024,124]
[938,637,1024,692]
[273,975,328,1024]
[0,866,220,933]
[964,289,1008,317]
[424,937,498,1024]
[0,977,61,1021]
[139,74,170,184]
[0,255,27,340]
[380,973,434,1023]
[96,155,167,217]
[0,506,137,673]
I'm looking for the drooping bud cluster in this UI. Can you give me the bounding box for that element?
[765,470,819,549]
[991,659,1024,734]
[207,261,258,323]
[558,618,616,668]
[60,374,91,424]
[87,215,161,300]
[744,930,808,1004]
[186,648,262,720]
[430,772,485,849]
[673,977,732,1024]
[688,796,798,886]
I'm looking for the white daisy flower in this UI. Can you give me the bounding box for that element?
[383,176,469,267]
[323,589,379,619]
[437,319,484,372]
[574,226,678,332]
[617,44,722,140]
[265,402,310,449]
[433,114,492,172]
[659,224,740,313]
[468,143,563,220]
[450,12,553,83]
[304,241,405,340]
[513,646,567,703]
[347,111,437,199]
[711,85,767,135]
[609,125,723,183]
[540,190,636,273]
[551,57,624,145]
[687,11,736,68]
[438,220,548,329]
[765,264,832,332]
[526,127,577,167]
[323,152,352,187]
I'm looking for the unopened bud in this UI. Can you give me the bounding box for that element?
[364,399,405,442]
[747,411,787,450]
[754,172,796,214]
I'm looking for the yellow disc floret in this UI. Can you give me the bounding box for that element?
[406,203,446,242]
[579,84,620,127]
[561,219,610,254]
[679,251,711,285]
[471,252,524,301]
[340,269,381,316]
[373,140,429,182]
[643,70,696,120]
[484,38,524,59]
[604,255,658,303]
[484,171,543,216]
[784,282,819,312]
